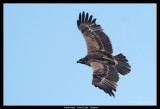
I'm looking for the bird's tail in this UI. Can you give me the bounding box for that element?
[114,53,131,75]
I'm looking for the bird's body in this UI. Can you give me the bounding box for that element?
[80,51,116,67]
[77,11,131,97]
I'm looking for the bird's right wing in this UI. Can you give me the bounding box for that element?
[90,61,119,97]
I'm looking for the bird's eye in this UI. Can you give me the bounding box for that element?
[85,60,87,63]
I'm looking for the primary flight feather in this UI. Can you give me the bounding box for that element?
[77,11,131,97]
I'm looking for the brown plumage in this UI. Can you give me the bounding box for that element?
[77,11,131,97]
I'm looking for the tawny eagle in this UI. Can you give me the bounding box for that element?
[77,11,131,97]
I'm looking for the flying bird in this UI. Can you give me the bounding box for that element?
[77,11,131,97]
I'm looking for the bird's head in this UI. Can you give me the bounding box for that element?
[77,58,87,64]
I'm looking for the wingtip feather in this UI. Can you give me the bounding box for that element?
[85,13,89,22]
[88,15,93,22]
[79,13,81,23]
[82,11,85,22]
[77,20,80,27]
[92,18,96,23]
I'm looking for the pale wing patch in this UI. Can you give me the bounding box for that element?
[90,62,104,71]
[82,34,100,52]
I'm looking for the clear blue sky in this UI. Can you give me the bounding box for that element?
[4,4,156,105]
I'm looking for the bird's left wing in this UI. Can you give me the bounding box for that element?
[77,11,113,54]
[90,61,119,97]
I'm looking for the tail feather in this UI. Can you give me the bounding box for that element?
[114,53,131,75]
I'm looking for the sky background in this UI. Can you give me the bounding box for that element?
[4,4,156,105]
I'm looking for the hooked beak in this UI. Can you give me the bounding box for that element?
[77,60,82,63]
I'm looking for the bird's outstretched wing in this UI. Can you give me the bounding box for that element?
[77,11,113,54]
[90,61,119,97]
